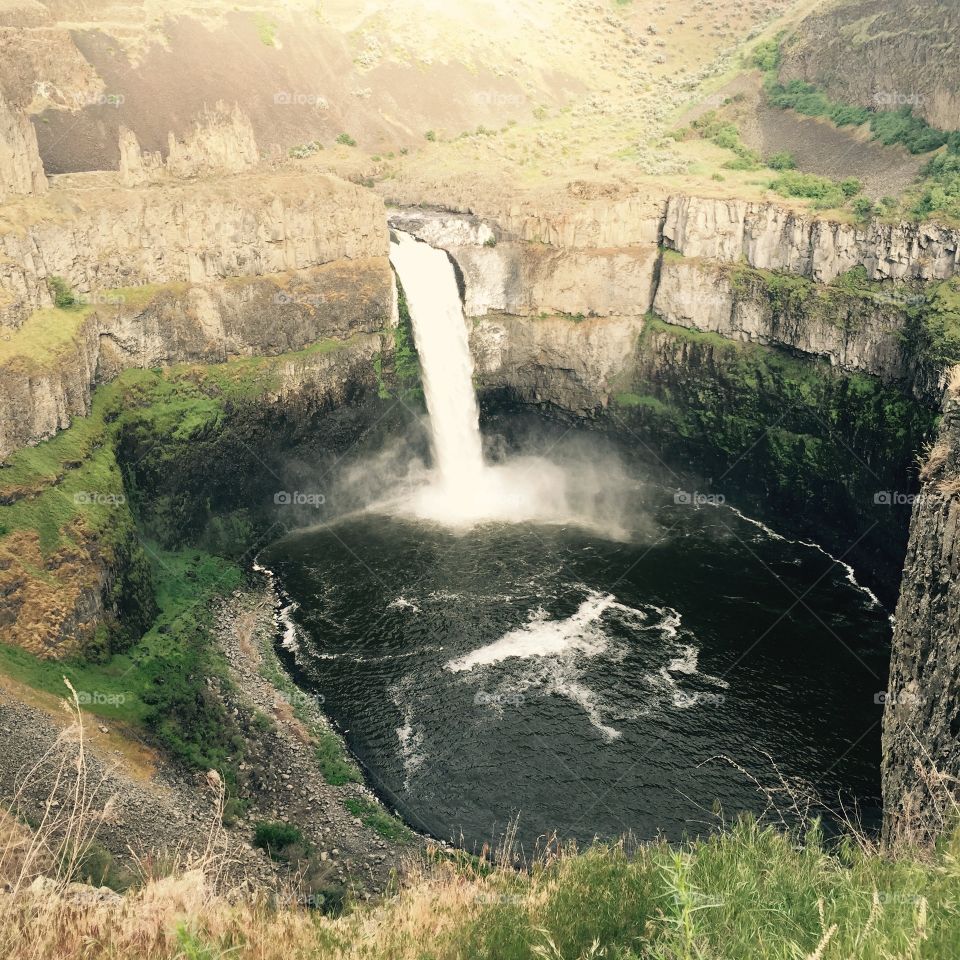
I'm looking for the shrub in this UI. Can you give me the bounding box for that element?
[47,276,77,310]
[335,133,357,147]
[253,821,306,861]
[852,196,876,221]
[750,38,781,72]
[424,130,436,141]
[767,151,795,170]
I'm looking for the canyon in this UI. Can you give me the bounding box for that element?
[0,0,958,894]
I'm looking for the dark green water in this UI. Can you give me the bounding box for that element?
[260,452,891,852]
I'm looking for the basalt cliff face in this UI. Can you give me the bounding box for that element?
[779,0,960,134]
[882,381,960,842]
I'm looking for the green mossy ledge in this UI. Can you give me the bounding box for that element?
[0,330,411,774]
[608,315,939,604]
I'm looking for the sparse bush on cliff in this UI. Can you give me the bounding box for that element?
[336,133,357,147]
[769,169,861,209]
[47,276,77,310]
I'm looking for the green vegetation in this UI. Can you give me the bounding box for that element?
[254,14,277,47]
[335,133,357,147]
[389,275,425,406]
[611,312,938,590]
[288,140,323,159]
[424,130,437,142]
[766,79,956,155]
[916,277,960,367]
[690,111,762,171]
[748,37,782,72]
[767,150,795,170]
[0,336,385,777]
[768,170,862,209]
[46,276,77,310]
[912,150,960,222]
[253,822,306,861]
[343,797,413,843]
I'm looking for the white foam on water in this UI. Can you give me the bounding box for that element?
[718,502,882,609]
[446,592,616,672]
[254,560,302,651]
[387,596,421,613]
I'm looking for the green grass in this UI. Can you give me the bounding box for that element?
[343,797,413,844]
[375,819,960,959]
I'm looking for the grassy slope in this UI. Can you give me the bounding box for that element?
[7,819,958,958]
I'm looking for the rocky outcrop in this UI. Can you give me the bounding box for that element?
[472,313,645,415]
[0,93,46,201]
[0,258,393,461]
[0,171,387,328]
[118,127,164,187]
[653,255,916,384]
[165,102,260,180]
[882,372,960,843]
[663,195,960,284]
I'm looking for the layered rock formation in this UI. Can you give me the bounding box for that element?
[662,196,960,284]
[0,171,385,328]
[653,255,917,384]
[0,258,392,460]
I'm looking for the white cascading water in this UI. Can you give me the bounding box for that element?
[389,232,486,493]
[388,230,593,530]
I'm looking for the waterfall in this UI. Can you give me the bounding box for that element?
[386,229,627,538]
[389,232,486,494]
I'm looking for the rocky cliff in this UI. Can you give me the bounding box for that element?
[0,258,392,460]
[0,171,385,327]
[0,93,46,202]
[882,371,960,843]
[780,0,960,134]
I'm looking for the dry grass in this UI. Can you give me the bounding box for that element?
[919,438,951,481]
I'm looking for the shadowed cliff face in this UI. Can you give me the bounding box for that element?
[882,382,960,843]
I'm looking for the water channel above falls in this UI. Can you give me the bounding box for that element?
[259,230,893,851]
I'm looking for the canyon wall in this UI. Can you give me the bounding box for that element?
[882,376,960,842]
[780,0,960,134]
[0,258,392,460]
